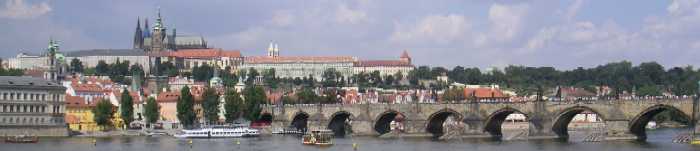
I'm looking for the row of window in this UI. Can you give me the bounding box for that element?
[0,92,63,102]
[0,116,62,125]
[1,105,46,113]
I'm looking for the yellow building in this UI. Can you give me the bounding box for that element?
[65,95,100,132]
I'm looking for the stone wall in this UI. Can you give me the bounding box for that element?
[0,125,69,137]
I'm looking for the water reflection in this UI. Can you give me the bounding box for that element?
[2,128,698,151]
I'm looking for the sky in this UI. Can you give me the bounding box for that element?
[1,0,699,70]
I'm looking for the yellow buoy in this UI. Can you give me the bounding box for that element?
[92,139,97,146]
[691,140,700,145]
[236,140,240,145]
[352,143,358,150]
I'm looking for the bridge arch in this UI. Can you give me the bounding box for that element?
[551,106,605,138]
[426,108,463,137]
[290,111,310,132]
[483,107,529,138]
[629,104,691,140]
[373,110,406,135]
[328,111,355,137]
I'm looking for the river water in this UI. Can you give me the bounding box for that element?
[2,128,698,151]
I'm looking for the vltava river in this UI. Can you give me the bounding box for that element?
[3,129,698,151]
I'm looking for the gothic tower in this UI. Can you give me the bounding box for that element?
[133,17,143,49]
[151,8,167,52]
[44,39,59,81]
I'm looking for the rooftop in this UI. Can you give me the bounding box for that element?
[0,76,61,87]
[245,56,356,64]
[63,49,146,57]
[354,60,413,67]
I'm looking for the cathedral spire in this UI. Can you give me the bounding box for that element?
[143,18,150,37]
[133,17,143,49]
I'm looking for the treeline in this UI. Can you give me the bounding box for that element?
[408,61,700,96]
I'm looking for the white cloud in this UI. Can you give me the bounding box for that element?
[474,3,529,47]
[0,0,51,19]
[389,14,470,45]
[268,10,295,27]
[335,3,367,24]
[564,0,584,22]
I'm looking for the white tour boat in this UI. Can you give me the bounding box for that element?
[174,125,260,138]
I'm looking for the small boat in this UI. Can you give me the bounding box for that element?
[5,135,38,143]
[302,129,333,146]
[273,126,303,135]
[646,121,658,130]
[174,125,260,138]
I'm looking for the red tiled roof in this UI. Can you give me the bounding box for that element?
[354,60,413,67]
[244,56,356,64]
[72,83,106,93]
[164,48,242,58]
[65,95,97,108]
[156,91,180,103]
[463,88,508,98]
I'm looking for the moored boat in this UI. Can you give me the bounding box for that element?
[5,135,38,143]
[174,125,260,138]
[301,129,333,146]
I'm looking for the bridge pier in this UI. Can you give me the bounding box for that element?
[604,120,637,140]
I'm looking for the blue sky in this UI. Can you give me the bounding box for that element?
[1,0,698,69]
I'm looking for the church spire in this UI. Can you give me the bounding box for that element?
[143,18,150,37]
[133,17,143,49]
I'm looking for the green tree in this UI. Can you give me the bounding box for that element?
[243,86,266,121]
[92,99,114,130]
[177,86,196,128]
[119,89,134,128]
[143,97,160,127]
[296,88,318,104]
[263,68,278,88]
[192,64,214,82]
[322,68,341,87]
[69,58,84,73]
[202,87,221,124]
[224,89,243,123]
[246,68,260,85]
[95,60,109,75]
[637,85,662,96]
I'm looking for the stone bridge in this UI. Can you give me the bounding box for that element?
[260,99,700,140]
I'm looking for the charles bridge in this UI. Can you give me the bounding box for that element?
[261,98,700,140]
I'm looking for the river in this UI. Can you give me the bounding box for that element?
[3,128,698,151]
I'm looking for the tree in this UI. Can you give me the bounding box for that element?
[177,86,196,128]
[369,71,382,87]
[95,60,109,75]
[69,58,84,73]
[263,68,278,88]
[296,88,318,104]
[322,68,341,87]
[93,99,114,130]
[637,85,662,96]
[143,97,160,127]
[192,64,214,82]
[119,89,134,128]
[202,87,220,124]
[246,68,260,85]
[224,89,243,123]
[243,86,267,121]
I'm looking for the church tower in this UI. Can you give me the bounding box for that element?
[44,39,59,81]
[267,42,280,57]
[150,8,167,52]
[400,50,411,63]
[133,17,143,49]
[267,42,274,57]
[274,43,279,57]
